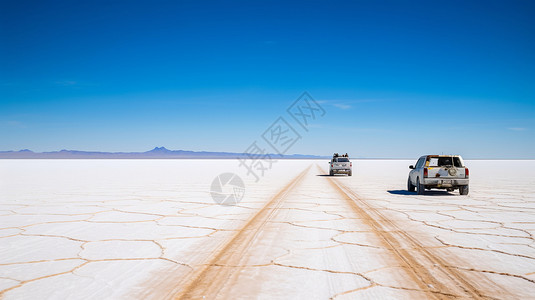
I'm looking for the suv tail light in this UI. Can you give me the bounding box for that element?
[350,162,352,167]
[331,164,333,168]
[465,168,469,178]
[424,168,428,177]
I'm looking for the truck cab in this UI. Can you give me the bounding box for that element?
[408,155,469,195]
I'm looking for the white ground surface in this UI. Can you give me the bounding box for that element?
[0,159,534,299]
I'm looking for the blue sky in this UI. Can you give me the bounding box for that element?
[1,0,534,158]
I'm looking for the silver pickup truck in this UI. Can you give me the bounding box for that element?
[329,153,352,176]
[408,155,469,195]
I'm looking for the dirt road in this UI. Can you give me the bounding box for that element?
[168,164,517,299]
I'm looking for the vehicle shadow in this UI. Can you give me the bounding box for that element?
[387,190,414,195]
[387,190,456,196]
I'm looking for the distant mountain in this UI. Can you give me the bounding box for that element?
[0,147,328,159]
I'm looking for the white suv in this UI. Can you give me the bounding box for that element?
[329,153,352,176]
[408,155,469,195]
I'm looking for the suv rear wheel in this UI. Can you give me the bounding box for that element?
[459,185,469,195]
[416,178,425,195]
[407,177,415,192]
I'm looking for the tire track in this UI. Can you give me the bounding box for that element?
[321,165,511,299]
[169,166,311,299]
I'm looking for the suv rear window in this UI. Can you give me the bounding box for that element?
[336,158,349,162]
[427,157,462,167]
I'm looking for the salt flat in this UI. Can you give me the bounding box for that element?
[0,159,534,299]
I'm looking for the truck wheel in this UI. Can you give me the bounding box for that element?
[348,171,352,176]
[416,178,425,195]
[329,170,333,176]
[459,185,469,195]
[407,177,415,192]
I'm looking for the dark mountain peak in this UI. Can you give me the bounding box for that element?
[148,146,171,153]
[18,149,33,153]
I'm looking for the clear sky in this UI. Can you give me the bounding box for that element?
[1,0,534,158]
